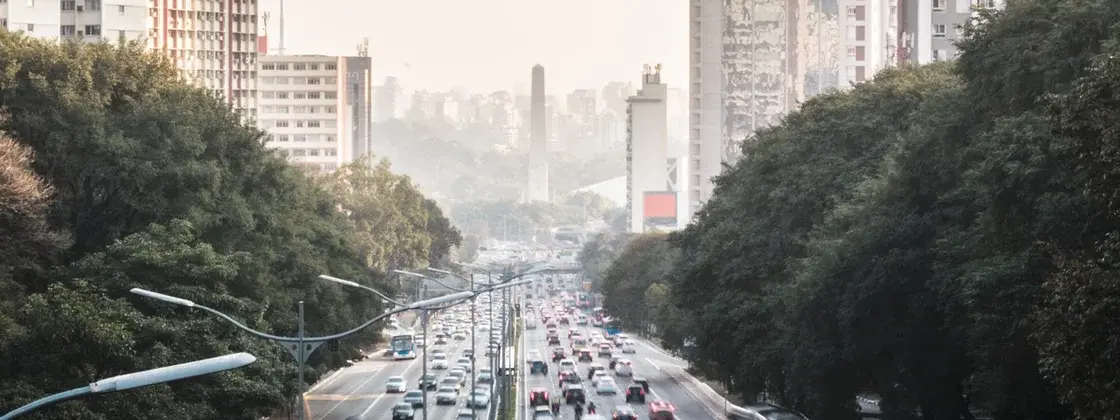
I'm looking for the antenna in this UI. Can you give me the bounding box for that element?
[278,0,286,55]
[357,37,369,57]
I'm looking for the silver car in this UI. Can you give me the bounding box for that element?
[435,387,458,405]
[466,389,490,408]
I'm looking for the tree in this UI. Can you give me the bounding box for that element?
[423,198,462,267]
[0,31,447,418]
[599,234,675,335]
[577,232,630,290]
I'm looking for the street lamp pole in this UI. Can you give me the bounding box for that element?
[470,272,478,420]
[130,288,472,420]
[0,353,257,420]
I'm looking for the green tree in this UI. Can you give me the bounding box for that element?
[577,232,630,290]
[600,233,675,334]
[424,198,462,267]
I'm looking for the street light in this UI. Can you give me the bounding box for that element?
[130,288,472,420]
[0,352,257,420]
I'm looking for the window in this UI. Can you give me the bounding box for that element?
[307,91,321,99]
[295,120,305,128]
[308,120,321,128]
[309,64,319,70]
[846,6,857,18]
[293,63,306,70]
[277,135,290,142]
[261,91,276,99]
[973,0,995,7]
[292,77,306,85]
[308,148,320,157]
[325,105,336,113]
[0,19,6,29]
[307,77,322,85]
[261,76,275,84]
[26,23,34,32]
[277,92,289,99]
[118,5,125,14]
[932,24,947,37]
[932,0,945,10]
[294,134,308,142]
[846,26,858,40]
[275,120,289,128]
[325,63,337,70]
[325,135,336,142]
[291,149,306,157]
[262,63,276,70]
[118,30,125,39]
[84,25,101,35]
[293,92,306,99]
[324,91,337,99]
[325,148,338,156]
[955,25,965,37]
[933,50,951,61]
[276,77,290,85]
[846,66,857,80]
[60,25,76,36]
[846,46,857,58]
[87,0,100,10]
[275,63,289,70]
[61,0,75,10]
[324,77,337,84]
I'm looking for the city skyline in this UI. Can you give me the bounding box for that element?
[257,0,689,94]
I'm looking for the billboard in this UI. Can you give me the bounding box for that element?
[344,57,372,159]
[643,191,677,226]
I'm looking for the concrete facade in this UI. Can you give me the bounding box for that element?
[526,64,550,202]
[625,65,669,234]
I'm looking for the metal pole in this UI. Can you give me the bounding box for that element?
[501,285,510,415]
[422,307,429,420]
[471,273,477,420]
[297,301,305,420]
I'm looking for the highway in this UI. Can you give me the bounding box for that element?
[519,303,721,420]
[306,309,500,420]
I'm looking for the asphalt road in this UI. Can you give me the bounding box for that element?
[306,312,501,420]
[519,307,721,420]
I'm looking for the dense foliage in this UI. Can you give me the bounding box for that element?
[0,32,458,419]
[595,1,1120,419]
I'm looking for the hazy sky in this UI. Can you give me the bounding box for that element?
[259,0,688,94]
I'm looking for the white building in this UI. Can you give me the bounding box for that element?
[688,0,838,218]
[2,0,259,116]
[257,54,372,173]
[625,65,670,234]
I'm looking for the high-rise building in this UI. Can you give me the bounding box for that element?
[257,55,372,173]
[688,0,838,218]
[1,0,259,117]
[374,76,401,122]
[526,64,549,202]
[625,65,672,233]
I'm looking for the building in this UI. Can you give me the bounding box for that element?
[373,76,401,122]
[625,65,672,233]
[688,0,839,218]
[257,54,372,173]
[1,0,260,117]
[526,64,549,202]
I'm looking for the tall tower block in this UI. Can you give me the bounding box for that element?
[527,64,550,202]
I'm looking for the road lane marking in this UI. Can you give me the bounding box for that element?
[304,393,387,401]
[307,369,347,394]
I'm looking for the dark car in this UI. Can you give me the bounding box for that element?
[578,349,593,363]
[624,384,646,403]
[419,374,438,390]
[552,348,567,362]
[612,405,639,420]
[563,384,586,404]
[632,377,650,393]
[548,336,561,345]
[561,371,582,385]
[530,360,549,375]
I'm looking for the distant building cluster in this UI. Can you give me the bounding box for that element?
[370,75,690,158]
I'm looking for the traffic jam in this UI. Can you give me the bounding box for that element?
[523,279,677,420]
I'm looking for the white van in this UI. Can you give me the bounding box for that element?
[615,359,634,377]
[621,341,637,354]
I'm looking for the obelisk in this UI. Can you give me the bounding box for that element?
[527,64,549,202]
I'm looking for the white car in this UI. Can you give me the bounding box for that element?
[595,379,618,395]
[558,359,576,373]
[615,359,634,377]
[466,389,491,408]
[431,354,449,369]
[592,370,611,386]
[385,376,407,393]
[435,387,458,405]
[621,341,637,354]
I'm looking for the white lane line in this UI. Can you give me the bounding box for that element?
[315,365,393,420]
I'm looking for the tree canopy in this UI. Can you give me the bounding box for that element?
[0,31,459,419]
[589,1,1120,419]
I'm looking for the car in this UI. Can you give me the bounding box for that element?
[548,335,561,345]
[559,317,570,325]
[455,408,475,419]
[595,379,619,395]
[530,359,549,375]
[591,370,611,386]
[391,402,415,420]
[552,347,567,362]
[632,377,650,393]
[612,405,639,420]
[563,384,586,404]
[648,401,679,420]
[440,377,462,392]
[561,371,582,385]
[615,359,634,377]
[462,349,474,358]
[577,317,588,326]
[449,368,467,384]
[731,403,810,420]
[456,362,472,372]
[419,374,438,390]
[546,320,558,328]
[532,406,556,420]
[466,389,491,408]
[403,390,425,408]
[558,359,577,373]
[578,349,593,363]
[435,336,448,345]
[431,354,449,369]
[621,341,637,354]
[386,376,407,393]
[477,372,494,384]
[624,384,646,403]
[529,387,550,407]
[435,387,458,405]
[598,344,612,357]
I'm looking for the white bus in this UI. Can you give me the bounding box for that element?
[390,333,417,360]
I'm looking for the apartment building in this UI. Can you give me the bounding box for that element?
[625,65,670,233]
[688,0,839,218]
[256,54,372,173]
[1,0,260,116]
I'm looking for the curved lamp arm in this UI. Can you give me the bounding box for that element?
[0,353,256,420]
[130,288,473,343]
[425,267,470,283]
[318,274,405,306]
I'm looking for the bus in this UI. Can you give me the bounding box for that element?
[390,333,416,360]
